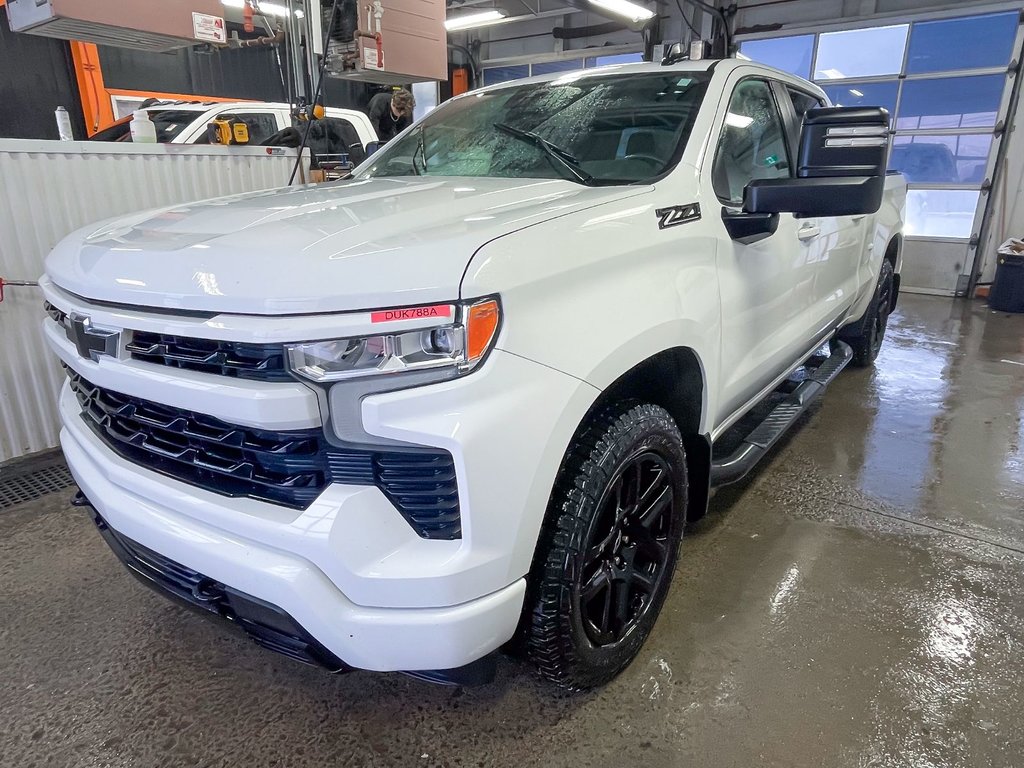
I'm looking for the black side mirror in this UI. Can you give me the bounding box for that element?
[365,140,383,157]
[744,107,891,219]
[745,175,887,217]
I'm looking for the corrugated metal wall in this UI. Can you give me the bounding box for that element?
[0,140,300,464]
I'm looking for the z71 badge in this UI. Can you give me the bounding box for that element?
[656,203,701,230]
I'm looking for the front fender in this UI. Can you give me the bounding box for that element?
[580,320,714,433]
[462,195,721,434]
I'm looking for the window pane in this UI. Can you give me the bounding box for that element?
[822,81,898,117]
[897,74,1004,130]
[907,12,1018,74]
[713,79,791,204]
[787,87,824,118]
[740,35,815,79]
[531,59,584,76]
[905,189,980,238]
[147,110,207,142]
[585,53,644,67]
[483,65,529,86]
[412,81,439,121]
[815,24,909,80]
[223,113,279,145]
[890,134,992,184]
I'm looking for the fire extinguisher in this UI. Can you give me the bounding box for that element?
[243,0,255,33]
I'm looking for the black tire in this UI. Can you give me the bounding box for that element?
[841,259,896,368]
[521,402,688,690]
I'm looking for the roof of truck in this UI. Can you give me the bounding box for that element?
[476,57,826,99]
[138,101,365,115]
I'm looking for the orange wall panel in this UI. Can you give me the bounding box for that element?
[70,42,115,136]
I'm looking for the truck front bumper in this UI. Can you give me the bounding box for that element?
[58,345,597,673]
[63,416,526,673]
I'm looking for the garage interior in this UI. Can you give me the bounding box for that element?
[1,0,1023,766]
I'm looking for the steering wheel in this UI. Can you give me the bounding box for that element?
[622,154,663,168]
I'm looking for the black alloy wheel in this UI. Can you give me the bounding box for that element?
[576,450,675,647]
[843,258,896,368]
[868,264,894,359]
[520,402,688,690]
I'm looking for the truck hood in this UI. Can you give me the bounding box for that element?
[46,177,649,314]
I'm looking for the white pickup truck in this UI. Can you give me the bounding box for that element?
[89,100,378,150]
[43,58,905,690]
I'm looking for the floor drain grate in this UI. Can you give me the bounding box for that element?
[0,461,76,510]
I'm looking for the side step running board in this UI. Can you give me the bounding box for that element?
[710,340,853,486]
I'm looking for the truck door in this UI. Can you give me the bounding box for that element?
[779,84,865,333]
[711,76,819,427]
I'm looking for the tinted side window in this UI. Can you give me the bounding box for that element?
[782,86,826,155]
[713,79,792,205]
[787,88,824,118]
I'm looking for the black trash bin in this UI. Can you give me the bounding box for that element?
[990,251,1024,313]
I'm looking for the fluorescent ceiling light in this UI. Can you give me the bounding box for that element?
[445,10,507,30]
[820,68,847,80]
[725,112,754,129]
[588,0,654,23]
[849,89,864,97]
[221,0,300,18]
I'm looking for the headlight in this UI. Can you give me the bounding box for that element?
[287,298,501,383]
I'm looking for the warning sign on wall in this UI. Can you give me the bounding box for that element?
[363,46,384,70]
[192,12,226,43]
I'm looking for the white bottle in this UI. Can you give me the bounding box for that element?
[129,110,157,143]
[55,106,73,141]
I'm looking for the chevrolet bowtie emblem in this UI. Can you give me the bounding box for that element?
[66,313,120,362]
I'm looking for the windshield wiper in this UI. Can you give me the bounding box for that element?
[411,123,427,175]
[493,122,593,185]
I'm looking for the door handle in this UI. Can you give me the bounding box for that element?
[797,225,821,241]
[851,215,867,221]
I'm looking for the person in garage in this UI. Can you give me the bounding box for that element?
[366,88,415,144]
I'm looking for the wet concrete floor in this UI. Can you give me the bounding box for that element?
[2,294,1023,768]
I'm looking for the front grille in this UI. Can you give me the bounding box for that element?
[44,301,67,325]
[127,331,291,382]
[69,368,329,509]
[67,371,461,538]
[45,301,289,382]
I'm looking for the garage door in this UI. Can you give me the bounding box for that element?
[740,10,1023,295]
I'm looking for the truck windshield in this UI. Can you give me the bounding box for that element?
[358,71,712,186]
